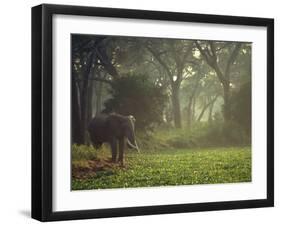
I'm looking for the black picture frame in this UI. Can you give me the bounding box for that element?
[32,3,274,222]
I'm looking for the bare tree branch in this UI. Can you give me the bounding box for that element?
[146,46,173,81]
[197,94,219,122]
[75,77,113,85]
[224,43,242,79]
[209,42,217,59]
[195,41,211,65]
[196,41,226,84]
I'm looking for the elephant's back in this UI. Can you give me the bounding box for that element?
[88,114,108,142]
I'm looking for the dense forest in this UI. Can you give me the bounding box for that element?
[71,35,251,189]
[72,35,251,146]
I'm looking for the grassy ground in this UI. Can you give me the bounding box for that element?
[72,147,251,190]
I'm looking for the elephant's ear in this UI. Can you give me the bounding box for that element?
[106,114,125,135]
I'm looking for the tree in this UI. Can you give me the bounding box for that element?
[196,95,219,122]
[195,69,222,123]
[195,41,242,121]
[103,74,168,131]
[145,39,195,128]
[181,58,221,128]
[71,35,118,144]
[230,81,251,137]
[181,72,201,129]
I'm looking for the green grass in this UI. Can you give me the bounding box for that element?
[72,147,251,190]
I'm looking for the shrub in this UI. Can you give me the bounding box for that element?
[103,74,168,131]
[230,81,251,137]
[199,121,250,147]
[136,120,250,151]
[72,144,98,161]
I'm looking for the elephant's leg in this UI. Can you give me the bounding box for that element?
[118,137,124,166]
[110,138,117,163]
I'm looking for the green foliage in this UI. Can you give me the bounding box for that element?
[200,121,250,146]
[155,128,198,149]
[230,81,251,136]
[71,144,98,170]
[72,147,251,190]
[72,144,98,161]
[104,74,168,130]
[137,121,250,151]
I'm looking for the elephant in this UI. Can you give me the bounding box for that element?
[88,113,139,165]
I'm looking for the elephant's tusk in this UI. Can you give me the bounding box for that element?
[135,142,140,153]
[127,138,140,153]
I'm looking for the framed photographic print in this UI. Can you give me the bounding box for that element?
[31,4,274,221]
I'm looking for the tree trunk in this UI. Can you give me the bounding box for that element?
[197,96,218,122]
[71,79,83,144]
[186,96,193,130]
[87,79,94,123]
[171,83,182,128]
[79,80,89,144]
[197,98,207,122]
[192,97,196,123]
[223,83,231,121]
[78,53,95,144]
[95,81,103,115]
[208,100,215,122]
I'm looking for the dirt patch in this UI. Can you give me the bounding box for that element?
[72,159,121,179]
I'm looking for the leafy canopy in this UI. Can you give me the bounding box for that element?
[103,74,168,131]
